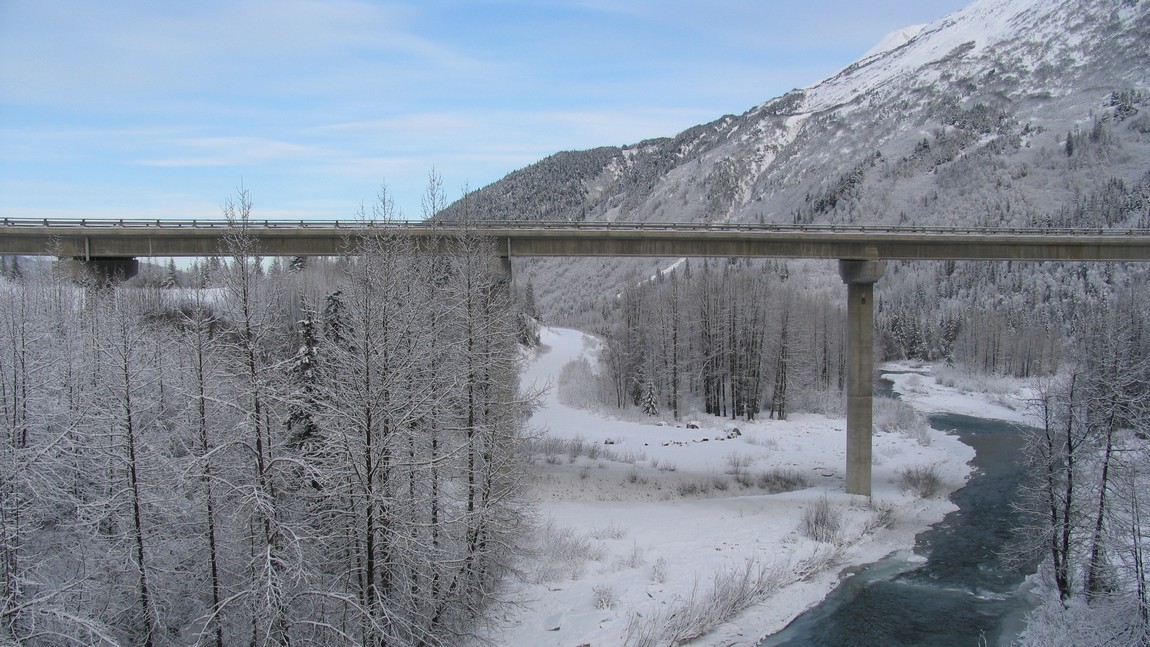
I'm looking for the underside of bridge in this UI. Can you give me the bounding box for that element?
[57,257,140,283]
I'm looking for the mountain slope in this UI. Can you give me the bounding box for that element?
[443,0,1149,230]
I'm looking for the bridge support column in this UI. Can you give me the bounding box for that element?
[57,257,140,284]
[839,259,885,497]
[497,255,512,285]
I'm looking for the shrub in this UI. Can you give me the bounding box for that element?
[525,435,631,464]
[650,557,667,584]
[567,435,588,462]
[532,522,607,583]
[677,480,704,497]
[613,543,645,570]
[743,435,780,450]
[862,500,895,533]
[734,471,756,488]
[623,558,789,647]
[590,522,627,541]
[677,473,731,497]
[757,468,809,493]
[593,584,618,610]
[709,474,730,491]
[898,464,943,498]
[558,357,607,409]
[800,495,843,543]
[725,451,755,477]
[874,397,932,446]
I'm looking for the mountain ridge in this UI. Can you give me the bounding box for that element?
[442,0,1148,230]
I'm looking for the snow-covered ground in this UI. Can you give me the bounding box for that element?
[880,361,1036,426]
[486,327,987,646]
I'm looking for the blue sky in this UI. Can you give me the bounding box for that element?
[0,0,970,222]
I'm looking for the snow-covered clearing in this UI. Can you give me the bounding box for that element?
[488,327,982,646]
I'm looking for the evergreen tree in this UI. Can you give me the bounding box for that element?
[162,258,178,289]
[285,305,320,447]
[321,289,348,351]
[640,381,659,416]
[523,281,539,321]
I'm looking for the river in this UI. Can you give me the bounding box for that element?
[759,399,1040,646]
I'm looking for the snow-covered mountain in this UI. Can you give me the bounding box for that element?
[440,0,1150,324]
[858,24,928,61]
[444,0,1148,230]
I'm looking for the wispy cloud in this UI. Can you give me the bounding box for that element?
[0,0,971,221]
[135,136,333,168]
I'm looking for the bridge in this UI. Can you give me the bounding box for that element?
[6,217,1150,497]
[4,217,1150,261]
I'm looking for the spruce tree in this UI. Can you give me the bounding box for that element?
[641,381,659,416]
[286,306,320,447]
[162,258,178,288]
[321,290,348,351]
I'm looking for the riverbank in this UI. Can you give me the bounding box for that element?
[483,329,985,646]
[880,360,1035,426]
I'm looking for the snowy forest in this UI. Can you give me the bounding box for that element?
[578,256,1150,642]
[0,191,538,646]
[586,258,848,423]
[565,260,1149,642]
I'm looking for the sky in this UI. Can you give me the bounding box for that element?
[0,0,971,223]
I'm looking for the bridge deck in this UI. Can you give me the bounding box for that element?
[4,218,1150,261]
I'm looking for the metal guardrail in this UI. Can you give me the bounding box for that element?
[3,217,1148,237]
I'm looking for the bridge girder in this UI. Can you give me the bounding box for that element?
[4,220,1150,261]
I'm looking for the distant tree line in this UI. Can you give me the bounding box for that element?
[594,258,845,422]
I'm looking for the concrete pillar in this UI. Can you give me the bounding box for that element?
[497,255,512,285]
[839,259,885,497]
[57,257,140,284]
[490,255,513,305]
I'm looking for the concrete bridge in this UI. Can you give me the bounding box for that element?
[6,217,1150,496]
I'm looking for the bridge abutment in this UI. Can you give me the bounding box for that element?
[839,259,885,497]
